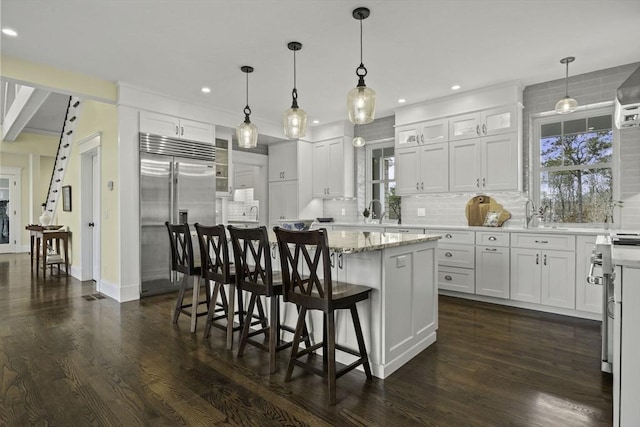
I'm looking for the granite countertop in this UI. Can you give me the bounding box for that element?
[326,221,608,236]
[613,245,640,268]
[268,230,441,254]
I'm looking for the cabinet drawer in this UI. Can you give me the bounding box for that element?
[439,266,474,294]
[511,233,575,251]
[476,231,510,247]
[430,229,475,245]
[438,244,475,268]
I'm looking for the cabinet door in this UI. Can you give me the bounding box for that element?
[234,170,254,190]
[419,142,449,193]
[575,235,602,314]
[510,248,541,303]
[449,112,481,141]
[481,105,518,136]
[449,140,480,192]
[269,182,285,224]
[327,138,347,197]
[269,141,298,181]
[282,180,299,219]
[312,142,328,197]
[476,246,510,299]
[396,124,421,148]
[481,133,518,191]
[139,111,179,137]
[420,118,448,144]
[215,138,232,194]
[541,250,576,309]
[396,146,421,195]
[179,118,214,143]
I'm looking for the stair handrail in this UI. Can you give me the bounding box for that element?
[44,95,73,212]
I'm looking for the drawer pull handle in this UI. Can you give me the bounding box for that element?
[488,236,497,241]
[445,234,453,238]
[534,240,549,244]
[444,275,453,281]
[486,248,497,252]
[445,252,453,257]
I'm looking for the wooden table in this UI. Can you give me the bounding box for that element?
[26,225,70,277]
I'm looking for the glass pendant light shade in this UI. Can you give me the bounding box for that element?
[347,85,376,124]
[352,136,366,147]
[555,56,578,114]
[236,65,258,148]
[283,41,307,138]
[347,7,376,125]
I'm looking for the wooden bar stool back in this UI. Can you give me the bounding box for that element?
[274,226,372,405]
[194,223,240,342]
[165,222,210,333]
[227,225,299,374]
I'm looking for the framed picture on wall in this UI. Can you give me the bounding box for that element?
[62,185,72,212]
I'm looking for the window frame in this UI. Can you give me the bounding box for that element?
[365,138,395,217]
[531,104,620,225]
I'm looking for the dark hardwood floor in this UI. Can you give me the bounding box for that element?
[0,253,612,426]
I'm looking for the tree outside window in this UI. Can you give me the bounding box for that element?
[538,113,614,224]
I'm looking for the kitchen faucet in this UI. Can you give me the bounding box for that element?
[368,199,385,224]
[524,199,536,228]
[249,205,259,221]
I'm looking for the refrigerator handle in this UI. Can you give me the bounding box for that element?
[170,161,176,224]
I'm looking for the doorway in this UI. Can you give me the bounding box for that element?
[79,135,101,283]
[0,167,21,254]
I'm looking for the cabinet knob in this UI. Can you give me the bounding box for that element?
[543,254,547,266]
[416,182,419,190]
[536,254,539,265]
[476,178,480,188]
[420,134,424,143]
[489,236,497,241]
[175,125,179,135]
[180,126,184,136]
[421,182,424,190]
[445,252,453,257]
[482,124,487,134]
[486,248,497,252]
[445,234,453,238]
[444,275,453,281]
[534,240,549,244]
[482,177,486,187]
[476,124,480,136]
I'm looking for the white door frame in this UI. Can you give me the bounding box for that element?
[0,167,22,253]
[78,133,101,283]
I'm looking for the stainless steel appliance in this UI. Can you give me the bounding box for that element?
[139,133,216,296]
[588,235,615,373]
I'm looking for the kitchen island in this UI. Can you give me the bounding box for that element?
[267,230,441,379]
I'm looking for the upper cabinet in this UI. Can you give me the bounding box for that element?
[269,140,298,182]
[449,104,517,141]
[214,137,233,196]
[396,142,449,195]
[312,137,354,198]
[139,111,214,144]
[396,118,448,148]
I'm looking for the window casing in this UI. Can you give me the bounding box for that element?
[532,106,618,225]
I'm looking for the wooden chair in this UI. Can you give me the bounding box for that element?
[227,225,302,374]
[274,226,372,405]
[194,223,241,346]
[165,222,211,333]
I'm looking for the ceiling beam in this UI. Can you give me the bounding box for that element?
[2,85,51,141]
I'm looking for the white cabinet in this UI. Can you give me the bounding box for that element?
[234,169,254,190]
[269,141,298,181]
[575,235,601,314]
[312,137,354,198]
[449,133,519,192]
[510,239,576,309]
[396,118,448,148]
[431,229,475,294]
[449,105,517,141]
[476,232,510,299]
[139,111,214,143]
[396,143,449,195]
[269,180,298,222]
[215,137,233,196]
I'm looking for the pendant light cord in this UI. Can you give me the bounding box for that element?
[244,71,251,121]
[564,60,569,97]
[360,17,363,66]
[355,12,368,84]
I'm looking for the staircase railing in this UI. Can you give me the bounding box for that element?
[44,96,81,218]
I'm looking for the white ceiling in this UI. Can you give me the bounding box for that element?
[1,0,640,140]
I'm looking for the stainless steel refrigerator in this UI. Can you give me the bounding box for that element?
[139,133,216,296]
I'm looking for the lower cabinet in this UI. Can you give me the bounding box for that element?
[575,235,601,314]
[475,245,509,299]
[269,180,298,223]
[510,248,576,309]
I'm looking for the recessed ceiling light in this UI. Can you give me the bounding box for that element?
[201,86,211,94]
[2,28,18,37]
[451,85,461,90]
[398,98,406,103]
[312,120,320,124]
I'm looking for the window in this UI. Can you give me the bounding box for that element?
[366,140,399,221]
[534,108,615,224]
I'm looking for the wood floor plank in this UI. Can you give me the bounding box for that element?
[0,253,612,426]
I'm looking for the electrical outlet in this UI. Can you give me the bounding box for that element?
[417,208,426,217]
[341,208,346,215]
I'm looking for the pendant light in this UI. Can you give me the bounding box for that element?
[353,124,365,147]
[283,41,307,139]
[347,7,376,125]
[236,65,258,148]
[555,56,578,114]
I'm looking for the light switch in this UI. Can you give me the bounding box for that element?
[417,208,426,217]
[341,208,346,215]
[396,256,406,268]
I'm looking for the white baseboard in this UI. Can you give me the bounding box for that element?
[98,278,140,302]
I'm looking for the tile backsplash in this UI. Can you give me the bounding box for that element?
[227,200,259,222]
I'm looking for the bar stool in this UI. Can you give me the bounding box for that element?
[274,226,372,405]
[227,225,302,374]
[165,222,211,333]
[194,223,240,348]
